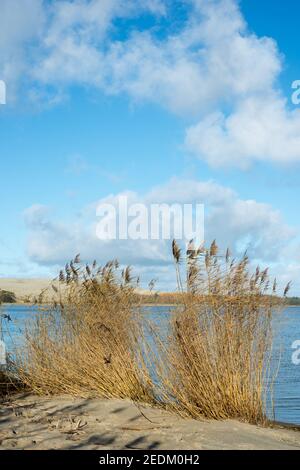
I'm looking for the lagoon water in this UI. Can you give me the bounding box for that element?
[1,304,300,426]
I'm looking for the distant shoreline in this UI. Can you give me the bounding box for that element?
[1,302,300,309]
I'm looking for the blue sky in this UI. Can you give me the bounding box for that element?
[1,0,300,294]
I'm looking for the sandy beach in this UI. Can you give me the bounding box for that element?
[0,394,300,450]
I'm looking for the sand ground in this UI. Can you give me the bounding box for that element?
[0,394,300,450]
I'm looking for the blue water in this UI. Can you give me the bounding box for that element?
[271,308,300,424]
[1,304,300,425]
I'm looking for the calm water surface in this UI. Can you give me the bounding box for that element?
[1,304,300,425]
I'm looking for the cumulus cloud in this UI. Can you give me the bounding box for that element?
[103,0,281,115]
[0,0,44,98]
[2,0,299,166]
[34,0,167,80]
[146,178,294,262]
[0,0,166,97]
[185,95,300,168]
[31,0,281,116]
[0,0,46,103]
[23,178,296,289]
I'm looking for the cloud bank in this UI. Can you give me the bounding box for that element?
[1,0,300,168]
[23,178,297,291]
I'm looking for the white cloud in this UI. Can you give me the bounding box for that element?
[24,192,171,268]
[0,0,44,98]
[185,95,300,168]
[34,0,280,116]
[1,0,279,107]
[23,178,296,290]
[31,0,168,87]
[3,0,300,166]
[0,0,43,49]
[0,0,166,95]
[147,178,294,262]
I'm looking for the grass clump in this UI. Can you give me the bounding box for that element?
[17,257,154,402]
[150,240,286,424]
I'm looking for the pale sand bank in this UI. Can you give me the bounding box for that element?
[0,278,152,302]
[0,394,300,450]
[0,278,52,301]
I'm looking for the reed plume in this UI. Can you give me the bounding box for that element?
[16,257,154,402]
[150,240,285,424]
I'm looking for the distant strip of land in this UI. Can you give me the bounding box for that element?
[0,278,153,303]
[1,278,300,306]
[0,278,53,302]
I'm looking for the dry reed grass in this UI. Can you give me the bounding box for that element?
[16,257,154,402]
[146,240,287,424]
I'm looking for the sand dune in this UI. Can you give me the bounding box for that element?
[0,278,52,301]
[0,278,152,302]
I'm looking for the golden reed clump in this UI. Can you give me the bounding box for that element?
[16,257,154,402]
[148,240,287,424]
